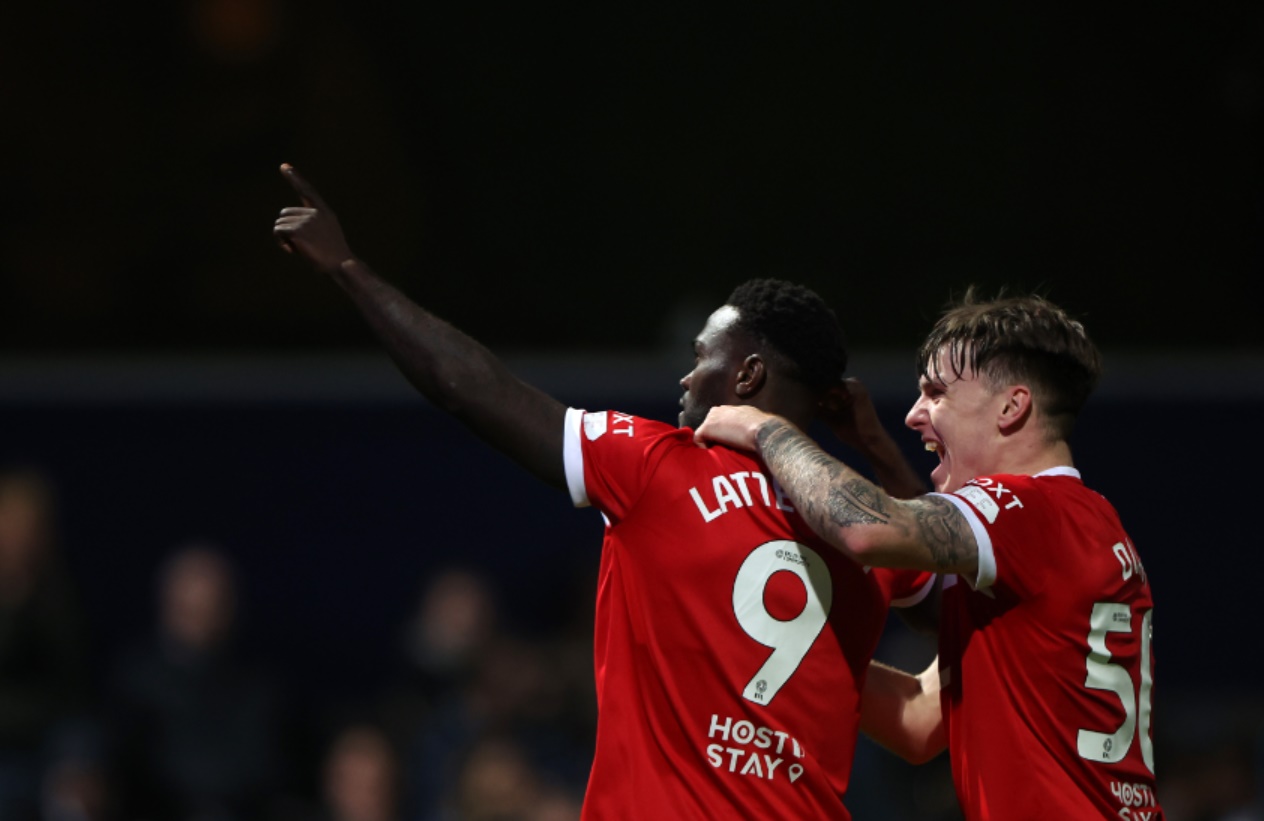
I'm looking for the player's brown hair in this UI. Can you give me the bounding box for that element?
[917,287,1103,441]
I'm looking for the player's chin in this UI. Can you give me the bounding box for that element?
[679,405,703,430]
[930,462,952,493]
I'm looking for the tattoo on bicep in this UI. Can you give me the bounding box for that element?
[757,420,891,529]
[912,497,975,570]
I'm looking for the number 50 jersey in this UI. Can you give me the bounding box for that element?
[563,409,933,821]
[935,469,1163,820]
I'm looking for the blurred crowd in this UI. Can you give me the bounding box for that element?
[0,464,594,821]
[1,461,1261,821]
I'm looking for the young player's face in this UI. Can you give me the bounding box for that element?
[905,346,1005,493]
[678,305,746,430]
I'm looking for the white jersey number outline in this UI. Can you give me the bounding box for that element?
[732,540,833,705]
[1077,604,1156,773]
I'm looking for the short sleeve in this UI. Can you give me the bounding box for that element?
[872,567,937,607]
[562,409,679,523]
[933,471,1072,594]
[931,490,996,589]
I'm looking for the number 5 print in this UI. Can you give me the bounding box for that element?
[1077,603,1155,773]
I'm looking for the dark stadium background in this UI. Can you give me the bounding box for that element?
[2,1,1262,817]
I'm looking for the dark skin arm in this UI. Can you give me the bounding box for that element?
[820,378,927,501]
[273,164,568,490]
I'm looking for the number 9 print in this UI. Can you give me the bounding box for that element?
[733,541,833,705]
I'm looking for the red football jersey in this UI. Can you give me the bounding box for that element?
[934,468,1163,820]
[563,409,933,820]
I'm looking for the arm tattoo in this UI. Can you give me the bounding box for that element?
[757,419,893,535]
[756,420,976,572]
[911,496,975,570]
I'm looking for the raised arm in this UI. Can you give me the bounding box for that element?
[694,406,978,576]
[819,378,927,500]
[273,164,568,490]
[859,658,946,764]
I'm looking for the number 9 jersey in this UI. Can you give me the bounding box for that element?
[563,409,934,820]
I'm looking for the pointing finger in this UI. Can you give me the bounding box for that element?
[279,163,328,210]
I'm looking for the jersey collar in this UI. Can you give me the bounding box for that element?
[1033,465,1081,480]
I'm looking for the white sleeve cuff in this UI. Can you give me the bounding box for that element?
[891,573,937,608]
[931,491,996,589]
[563,407,589,508]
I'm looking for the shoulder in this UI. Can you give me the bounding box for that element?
[573,410,679,446]
[943,470,1079,521]
[573,411,697,468]
[567,410,707,510]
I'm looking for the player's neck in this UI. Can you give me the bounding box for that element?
[989,438,1075,477]
[752,382,817,434]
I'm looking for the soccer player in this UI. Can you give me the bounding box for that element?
[694,291,1164,819]
[273,163,934,819]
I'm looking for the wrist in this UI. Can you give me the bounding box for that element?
[754,416,788,452]
[331,256,368,283]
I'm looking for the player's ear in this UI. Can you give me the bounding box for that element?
[997,385,1032,432]
[734,354,766,399]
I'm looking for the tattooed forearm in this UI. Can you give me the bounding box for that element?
[758,419,840,475]
[827,481,892,528]
[757,418,893,537]
[752,419,976,574]
[912,497,975,570]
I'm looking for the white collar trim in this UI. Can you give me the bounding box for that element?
[1034,465,1081,480]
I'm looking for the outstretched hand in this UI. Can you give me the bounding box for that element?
[273,164,356,276]
[693,405,777,451]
